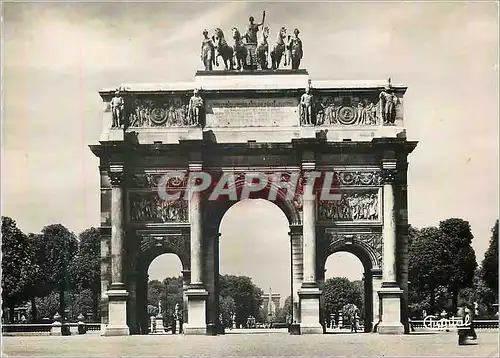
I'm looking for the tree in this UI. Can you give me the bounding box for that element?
[147,277,183,325]
[219,275,263,327]
[1,217,39,322]
[70,228,101,319]
[219,295,236,328]
[408,227,453,311]
[37,224,78,321]
[481,220,498,298]
[147,280,165,310]
[163,276,183,323]
[408,224,420,247]
[275,295,292,323]
[439,218,477,309]
[323,277,363,321]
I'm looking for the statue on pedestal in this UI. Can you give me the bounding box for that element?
[188,89,204,126]
[290,28,303,70]
[300,86,314,125]
[200,29,215,71]
[110,90,125,128]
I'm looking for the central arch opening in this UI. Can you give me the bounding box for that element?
[218,199,291,332]
[323,250,373,333]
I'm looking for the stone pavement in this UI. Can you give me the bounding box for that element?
[2,331,498,357]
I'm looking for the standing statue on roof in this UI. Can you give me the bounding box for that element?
[290,28,303,70]
[245,11,266,44]
[244,11,266,69]
[200,29,215,71]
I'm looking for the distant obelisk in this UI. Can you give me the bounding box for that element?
[267,287,274,323]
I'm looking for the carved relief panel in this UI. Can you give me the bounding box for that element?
[299,91,403,127]
[326,230,383,269]
[318,190,381,222]
[128,191,188,224]
[127,96,191,128]
[317,169,382,224]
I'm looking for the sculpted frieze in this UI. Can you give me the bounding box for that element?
[333,171,382,186]
[129,192,188,223]
[318,191,380,221]
[300,93,381,127]
[327,232,383,267]
[131,172,188,189]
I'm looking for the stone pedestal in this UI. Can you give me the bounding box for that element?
[155,314,165,333]
[102,289,130,336]
[377,287,404,334]
[184,287,208,335]
[50,321,62,336]
[298,285,323,334]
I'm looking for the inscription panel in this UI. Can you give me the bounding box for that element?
[205,98,299,127]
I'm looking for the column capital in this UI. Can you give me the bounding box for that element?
[108,164,124,187]
[381,159,397,184]
[288,225,302,237]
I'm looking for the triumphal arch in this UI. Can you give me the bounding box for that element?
[90,22,417,336]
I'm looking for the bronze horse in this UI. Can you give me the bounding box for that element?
[231,27,247,71]
[270,27,287,70]
[213,28,234,70]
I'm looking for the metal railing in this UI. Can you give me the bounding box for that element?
[2,322,102,336]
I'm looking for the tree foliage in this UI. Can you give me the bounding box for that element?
[275,295,292,323]
[1,217,39,320]
[219,295,236,328]
[439,218,477,306]
[219,274,263,326]
[323,277,363,320]
[37,224,78,318]
[70,228,101,319]
[481,220,498,298]
[147,277,183,322]
[38,224,78,291]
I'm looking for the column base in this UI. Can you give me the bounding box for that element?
[183,324,207,335]
[103,288,130,337]
[378,285,404,335]
[299,283,322,334]
[377,322,405,334]
[185,286,208,335]
[101,325,131,336]
[299,323,323,334]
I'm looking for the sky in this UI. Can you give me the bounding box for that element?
[2,1,499,302]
